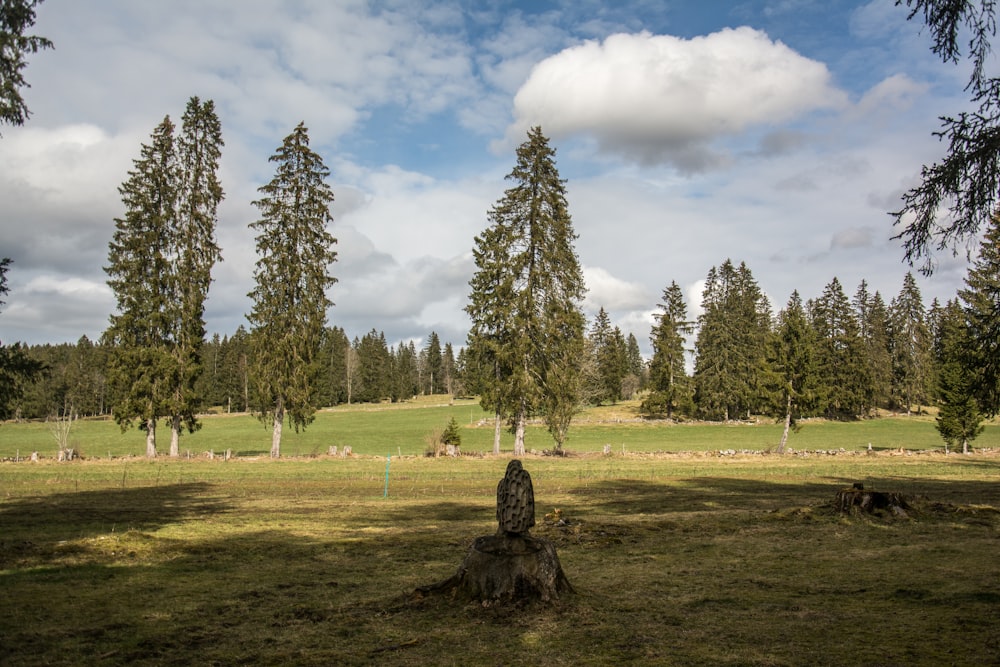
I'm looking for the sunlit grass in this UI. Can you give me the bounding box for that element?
[2,397,998,460]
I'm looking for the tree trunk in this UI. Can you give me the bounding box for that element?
[777,390,791,454]
[962,437,969,455]
[145,417,157,459]
[169,414,180,457]
[271,401,284,458]
[493,409,501,455]
[513,409,525,457]
[835,487,911,516]
[416,534,572,605]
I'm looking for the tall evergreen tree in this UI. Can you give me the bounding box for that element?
[934,299,984,453]
[354,329,390,403]
[809,277,864,418]
[853,280,892,416]
[588,307,626,405]
[390,341,419,402]
[103,116,178,457]
[892,0,1000,272]
[165,97,224,455]
[958,210,1000,416]
[693,261,771,420]
[465,126,586,454]
[645,281,692,419]
[0,258,44,419]
[424,331,443,395]
[247,122,337,458]
[442,342,456,396]
[768,291,817,452]
[889,272,931,415]
[624,332,646,394]
[0,0,52,132]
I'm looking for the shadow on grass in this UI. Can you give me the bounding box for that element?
[0,482,232,567]
[565,475,1000,516]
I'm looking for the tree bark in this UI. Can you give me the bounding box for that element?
[169,414,180,457]
[513,409,525,457]
[145,417,157,459]
[416,534,572,604]
[493,409,501,455]
[777,390,791,454]
[271,401,284,458]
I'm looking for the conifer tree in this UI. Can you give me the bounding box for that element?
[768,291,817,452]
[934,299,984,453]
[0,258,45,419]
[889,273,932,415]
[247,122,337,458]
[809,277,863,418]
[424,331,443,395]
[442,342,456,396]
[165,97,224,455]
[103,116,178,457]
[588,307,626,405]
[958,211,1000,415]
[693,261,771,420]
[0,0,52,132]
[465,126,586,454]
[645,281,692,419]
[853,280,892,416]
[625,332,646,393]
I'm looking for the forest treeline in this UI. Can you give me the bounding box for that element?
[7,264,980,435]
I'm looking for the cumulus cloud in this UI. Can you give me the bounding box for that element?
[507,28,848,171]
[583,266,650,311]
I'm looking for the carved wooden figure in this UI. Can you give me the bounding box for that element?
[496,459,534,536]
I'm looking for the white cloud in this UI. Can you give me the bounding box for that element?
[507,28,848,170]
[583,266,650,311]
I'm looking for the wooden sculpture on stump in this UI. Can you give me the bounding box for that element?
[416,460,572,604]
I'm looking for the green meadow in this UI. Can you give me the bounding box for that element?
[2,400,999,665]
[1,396,993,460]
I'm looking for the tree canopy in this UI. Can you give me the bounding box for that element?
[892,0,1000,272]
[0,0,52,132]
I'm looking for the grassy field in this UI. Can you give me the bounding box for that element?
[2,396,998,460]
[2,402,999,665]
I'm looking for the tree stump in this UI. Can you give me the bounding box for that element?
[835,487,911,517]
[416,460,572,604]
[417,534,572,603]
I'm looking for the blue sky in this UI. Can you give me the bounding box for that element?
[0,0,981,354]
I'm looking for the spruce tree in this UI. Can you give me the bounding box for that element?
[442,342,456,396]
[625,333,646,393]
[889,273,932,415]
[693,261,771,420]
[588,307,626,405]
[853,280,892,416]
[0,258,45,419]
[768,291,817,452]
[103,116,178,457]
[247,122,337,457]
[424,331,443,395]
[934,299,984,453]
[809,277,864,418]
[465,126,586,454]
[165,97,224,455]
[0,0,53,132]
[645,281,692,419]
[958,211,1000,415]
